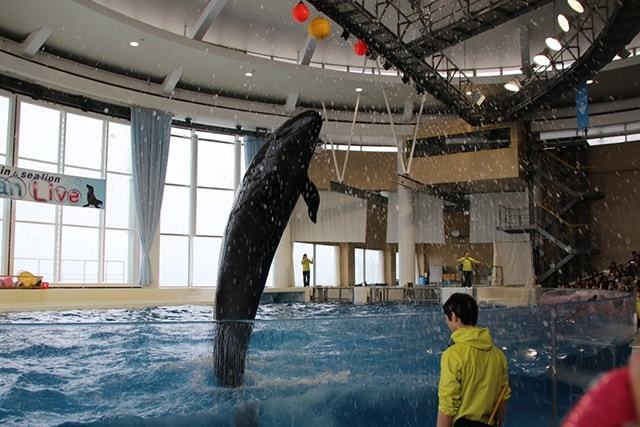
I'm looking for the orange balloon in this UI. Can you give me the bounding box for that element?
[308,17,331,40]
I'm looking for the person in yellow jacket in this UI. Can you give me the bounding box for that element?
[457,251,481,287]
[437,293,511,427]
[301,254,313,287]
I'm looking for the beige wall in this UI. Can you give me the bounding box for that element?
[410,120,522,185]
[588,143,640,269]
[308,151,397,191]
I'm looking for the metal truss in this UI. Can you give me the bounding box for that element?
[308,0,640,125]
[497,0,640,120]
[307,0,485,125]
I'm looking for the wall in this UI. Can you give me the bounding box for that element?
[308,151,397,191]
[588,142,640,268]
[410,120,522,185]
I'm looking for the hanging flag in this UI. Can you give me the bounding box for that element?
[576,83,589,132]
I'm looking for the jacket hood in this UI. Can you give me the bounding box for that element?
[451,326,494,351]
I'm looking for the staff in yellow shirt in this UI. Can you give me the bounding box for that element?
[457,251,481,288]
[437,293,511,427]
[301,254,313,287]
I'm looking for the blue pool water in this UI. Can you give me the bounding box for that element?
[0,296,635,426]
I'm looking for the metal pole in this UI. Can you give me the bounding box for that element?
[551,305,558,426]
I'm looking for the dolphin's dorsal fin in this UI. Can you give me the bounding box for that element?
[301,177,319,223]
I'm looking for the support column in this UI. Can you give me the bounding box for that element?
[398,184,415,286]
[271,223,293,288]
[384,244,396,286]
[339,243,355,287]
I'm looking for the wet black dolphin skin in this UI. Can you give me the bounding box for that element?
[214,111,322,387]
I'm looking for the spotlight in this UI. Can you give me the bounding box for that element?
[355,87,363,92]
[545,36,562,52]
[567,0,584,13]
[557,14,572,32]
[472,90,486,106]
[401,75,410,84]
[341,29,350,40]
[533,49,551,67]
[586,79,594,84]
[504,78,522,92]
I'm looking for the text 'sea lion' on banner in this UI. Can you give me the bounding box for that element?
[0,165,106,209]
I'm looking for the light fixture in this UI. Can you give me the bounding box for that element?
[244,70,254,77]
[355,87,363,92]
[545,36,562,52]
[567,0,584,13]
[129,40,141,47]
[557,14,572,32]
[472,90,486,106]
[586,79,594,84]
[465,89,473,96]
[533,49,552,67]
[504,78,522,92]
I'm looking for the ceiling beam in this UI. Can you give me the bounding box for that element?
[189,0,229,41]
[298,37,317,66]
[161,67,183,96]
[20,27,52,58]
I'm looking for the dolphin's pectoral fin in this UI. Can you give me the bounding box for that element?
[301,177,319,223]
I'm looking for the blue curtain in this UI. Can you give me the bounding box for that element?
[244,134,266,168]
[130,106,172,286]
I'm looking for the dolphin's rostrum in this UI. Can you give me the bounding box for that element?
[214,110,322,387]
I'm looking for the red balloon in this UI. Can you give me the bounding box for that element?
[353,40,368,56]
[291,1,309,23]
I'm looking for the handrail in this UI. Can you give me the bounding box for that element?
[535,204,590,228]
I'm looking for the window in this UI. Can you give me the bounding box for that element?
[12,101,137,284]
[355,248,384,285]
[0,94,10,274]
[159,130,239,287]
[292,242,338,287]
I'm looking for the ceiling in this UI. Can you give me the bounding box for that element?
[0,0,638,120]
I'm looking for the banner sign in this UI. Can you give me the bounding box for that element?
[576,83,589,132]
[0,165,106,209]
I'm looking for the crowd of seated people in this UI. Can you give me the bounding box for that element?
[564,250,640,293]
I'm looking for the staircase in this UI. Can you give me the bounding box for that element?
[498,139,602,286]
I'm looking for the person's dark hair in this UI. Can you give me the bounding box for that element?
[303,254,307,257]
[443,293,478,325]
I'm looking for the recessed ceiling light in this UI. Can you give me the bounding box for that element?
[567,0,584,13]
[244,70,254,77]
[129,40,141,47]
[545,37,562,52]
[355,87,363,92]
[586,79,594,84]
[465,90,473,96]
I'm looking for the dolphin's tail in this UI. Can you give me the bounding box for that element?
[213,321,254,387]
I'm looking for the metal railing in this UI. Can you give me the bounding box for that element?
[13,257,127,284]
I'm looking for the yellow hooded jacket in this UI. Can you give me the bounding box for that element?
[438,326,511,424]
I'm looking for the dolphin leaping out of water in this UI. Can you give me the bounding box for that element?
[214,110,322,387]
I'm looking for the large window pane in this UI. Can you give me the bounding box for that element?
[197,141,234,189]
[60,167,102,227]
[18,102,60,162]
[0,95,9,156]
[15,200,56,224]
[315,244,338,286]
[165,136,191,185]
[365,249,384,284]
[105,229,135,283]
[159,235,188,286]
[293,242,314,287]
[107,122,131,174]
[65,113,102,170]
[13,222,55,280]
[160,185,190,234]
[195,189,233,236]
[192,236,222,287]
[355,248,364,285]
[105,173,133,229]
[60,226,99,283]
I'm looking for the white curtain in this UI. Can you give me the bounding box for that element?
[291,191,366,243]
[492,241,535,286]
[387,192,444,244]
[130,106,172,286]
[470,192,529,243]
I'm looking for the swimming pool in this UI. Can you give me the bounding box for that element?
[0,292,634,426]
